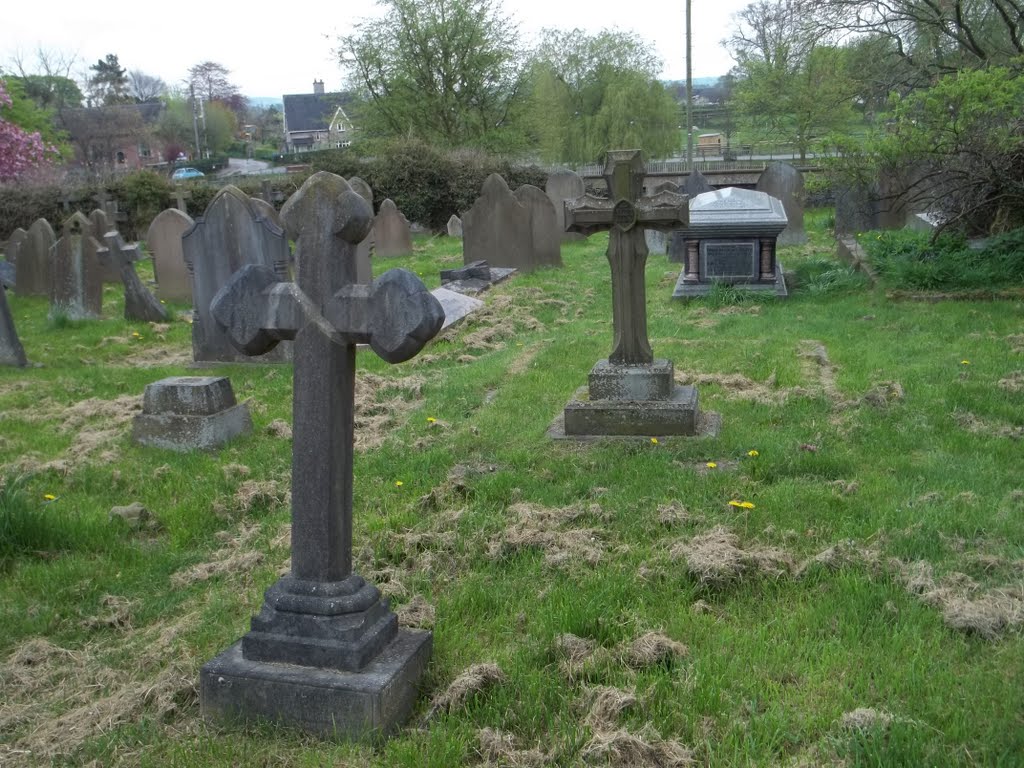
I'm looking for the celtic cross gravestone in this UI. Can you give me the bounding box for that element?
[557,150,714,437]
[200,172,444,740]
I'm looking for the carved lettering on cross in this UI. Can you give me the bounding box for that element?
[565,150,688,365]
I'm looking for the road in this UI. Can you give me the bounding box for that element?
[218,158,284,177]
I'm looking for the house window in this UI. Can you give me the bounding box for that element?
[116,151,126,164]
[139,144,151,158]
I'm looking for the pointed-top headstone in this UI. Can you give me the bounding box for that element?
[250,197,283,230]
[446,214,463,238]
[512,184,561,269]
[50,211,104,320]
[373,198,413,258]
[16,218,56,297]
[182,186,291,362]
[683,170,714,197]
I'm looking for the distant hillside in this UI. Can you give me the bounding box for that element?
[247,96,284,109]
[662,77,721,88]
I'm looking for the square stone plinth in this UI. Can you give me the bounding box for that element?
[673,262,788,299]
[132,404,252,451]
[142,376,238,415]
[588,359,674,401]
[200,630,432,741]
[562,385,702,437]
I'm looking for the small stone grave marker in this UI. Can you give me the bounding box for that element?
[90,208,122,283]
[373,198,413,258]
[200,171,442,740]
[446,214,463,238]
[439,260,515,295]
[132,376,252,451]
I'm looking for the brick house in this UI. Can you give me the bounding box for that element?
[61,102,167,170]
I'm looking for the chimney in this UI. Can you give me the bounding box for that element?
[313,79,325,95]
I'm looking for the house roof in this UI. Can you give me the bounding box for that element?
[282,92,354,133]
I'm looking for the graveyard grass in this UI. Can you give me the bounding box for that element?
[1,212,1023,766]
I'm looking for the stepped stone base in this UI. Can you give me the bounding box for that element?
[200,630,431,741]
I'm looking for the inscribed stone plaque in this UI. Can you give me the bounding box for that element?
[701,241,758,281]
[147,208,195,303]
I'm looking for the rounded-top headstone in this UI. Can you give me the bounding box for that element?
[756,162,806,245]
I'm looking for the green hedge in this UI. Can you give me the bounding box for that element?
[1,142,549,240]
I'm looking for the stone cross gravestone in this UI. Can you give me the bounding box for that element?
[200,172,444,740]
[756,162,806,245]
[557,149,710,437]
[147,208,195,303]
[101,231,169,322]
[182,186,292,363]
[16,218,55,298]
[545,168,586,242]
[169,188,191,213]
[0,283,28,367]
[50,212,104,320]
[671,187,789,299]
[373,198,413,258]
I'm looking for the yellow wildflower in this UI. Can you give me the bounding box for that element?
[426,417,437,423]
[43,493,56,501]
[747,450,759,457]
[650,438,659,444]
[394,480,404,487]
[961,360,970,365]
[706,462,717,469]
[728,500,756,509]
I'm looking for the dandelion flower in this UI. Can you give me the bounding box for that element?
[747,450,759,457]
[43,493,56,501]
[961,360,970,365]
[706,461,717,469]
[651,438,659,444]
[728,500,756,509]
[426,417,437,423]
[395,480,404,487]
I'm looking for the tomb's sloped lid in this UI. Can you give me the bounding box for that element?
[682,187,788,238]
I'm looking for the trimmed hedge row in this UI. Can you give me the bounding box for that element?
[1,141,549,241]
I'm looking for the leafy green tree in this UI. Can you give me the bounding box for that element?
[203,101,238,155]
[340,0,528,150]
[88,54,130,105]
[727,0,856,158]
[528,28,679,163]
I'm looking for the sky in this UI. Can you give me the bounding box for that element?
[4,0,749,100]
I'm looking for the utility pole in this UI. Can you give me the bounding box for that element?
[190,84,202,162]
[686,0,694,170]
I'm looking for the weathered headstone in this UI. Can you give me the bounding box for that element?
[1,228,26,290]
[200,171,443,740]
[756,162,806,245]
[512,184,562,269]
[50,211,104,320]
[90,208,122,283]
[101,231,170,322]
[463,174,531,270]
[669,173,717,262]
[250,197,283,230]
[373,198,413,258]
[555,150,712,438]
[446,214,463,238]
[147,208,195,303]
[0,283,27,367]
[645,183,678,255]
[15,218,55,298]
[182,186,292,363]
[348,176,374,283]
[671,187,789,298]
[683,170,714,198]
[545,168,586,242]
[132,376,252,451]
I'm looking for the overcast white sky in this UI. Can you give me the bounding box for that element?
[5,0,748,99]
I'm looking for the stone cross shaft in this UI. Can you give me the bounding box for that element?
[565,150,688,365]
[211,172,444,585]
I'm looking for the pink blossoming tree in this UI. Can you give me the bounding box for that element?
[0,79,58,182]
